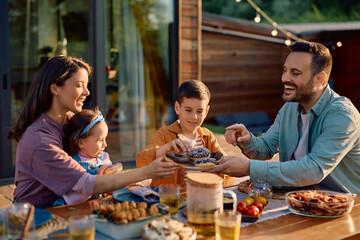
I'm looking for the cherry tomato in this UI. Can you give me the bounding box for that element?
[246,205,260,217]
[255,196,267,206]
[236,201,248,214]
[251,202,264,212]
[243,196,255,206]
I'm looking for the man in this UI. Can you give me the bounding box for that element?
[209,41,360,194]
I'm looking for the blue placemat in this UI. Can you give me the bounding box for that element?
[112,187,159,203]
[34,208,52,227]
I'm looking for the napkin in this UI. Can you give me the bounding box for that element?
[128,186,159,203]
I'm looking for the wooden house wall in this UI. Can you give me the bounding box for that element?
[178,0,201,84]
[326,32,360,110]
[202,31,286,121]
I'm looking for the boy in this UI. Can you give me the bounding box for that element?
[136,80,234,187]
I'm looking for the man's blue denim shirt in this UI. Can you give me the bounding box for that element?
[240,85,360,194]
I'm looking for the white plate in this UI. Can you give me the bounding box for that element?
[180,165,216,171]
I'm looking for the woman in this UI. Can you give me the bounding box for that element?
[7,56,178,208]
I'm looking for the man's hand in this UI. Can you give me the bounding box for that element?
[207,156,250,177]
[145,157,179,179]
[224,124,251,146]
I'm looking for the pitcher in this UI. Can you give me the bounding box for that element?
[186,172,237,237]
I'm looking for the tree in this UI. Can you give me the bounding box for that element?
[203,0,360,23]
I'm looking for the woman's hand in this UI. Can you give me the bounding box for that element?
[207,156,250,177]
[224,124,251,146]
[94,158,179,194]
[144,157,179,179]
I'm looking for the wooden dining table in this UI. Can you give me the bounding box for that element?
[46,191,360,240]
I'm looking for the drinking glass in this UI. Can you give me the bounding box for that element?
[7,202,38,240]
[0,208,7,240]
[159,183,180,216]
[214,210,241,240]
[68,215,95,240]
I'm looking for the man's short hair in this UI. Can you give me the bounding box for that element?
[289,41,333,79]
[177,80,210,104]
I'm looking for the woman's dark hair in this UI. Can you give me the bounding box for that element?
[289,41,333,80]
[64,108,101,156]
[7,56,92,141]
[177,80,211,104]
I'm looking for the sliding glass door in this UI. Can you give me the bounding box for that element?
[0,0,12,180]
[1,0,176,180]
[104,0,176,163]
[5,0,91,178]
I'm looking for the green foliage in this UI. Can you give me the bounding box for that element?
[203,0,360,23]
[202,124,227,134]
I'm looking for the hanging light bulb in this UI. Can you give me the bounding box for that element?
[271,29,278,36]
[285,39,291,46]
[235,0,241,2]
[272,22,278,36]
[336,41,342,47]
[254,12,261,23]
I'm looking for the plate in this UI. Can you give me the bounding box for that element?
[181,165,216,171]
[241,214,260,222]
[285,190,355,218]
[95,203,170,239]
[47,229,70,240]
[112,188,159,203]
[34,208,52,227]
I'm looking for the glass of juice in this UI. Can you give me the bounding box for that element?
[7,202,37,239]
[159,183,180,216]
[68,215,95,240]
[214,210,241,240]
[0,208,7,240]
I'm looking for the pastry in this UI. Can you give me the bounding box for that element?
[142,217,196,240]
[165,152,190,165]
[189,147,211,163]
[193,158,216,168]
[210,152,223,164]
[103,162,123,175]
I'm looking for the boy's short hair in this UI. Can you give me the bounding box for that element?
[177,80,211,104]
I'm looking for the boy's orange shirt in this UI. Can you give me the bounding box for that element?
[136,120,234,187]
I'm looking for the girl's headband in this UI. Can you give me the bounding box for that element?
[73,112,104,140]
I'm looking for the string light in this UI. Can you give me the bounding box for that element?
[254,12,261,23]
[336,41,342,47]
[235,0,304,44]
[271,29,278,36]
[272,22,278,35]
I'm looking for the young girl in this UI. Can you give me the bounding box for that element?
[8,56,179,208]
[53,108,122,206]
[64,108,117,175]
